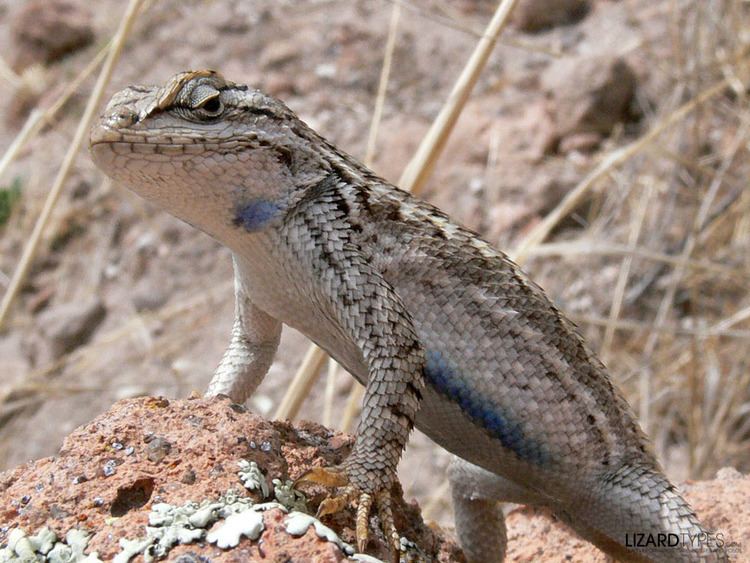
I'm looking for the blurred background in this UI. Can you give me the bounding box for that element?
[0,0,748,529]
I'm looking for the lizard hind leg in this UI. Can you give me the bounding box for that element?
[448,456,544,563]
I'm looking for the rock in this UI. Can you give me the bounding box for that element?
[131,278,168,312]
[512,0,590,33]
[0,397,464,562]
[145,436,172,464]
[38,297,106,358]
[10,0,94,71]
[259,41,298,70]
[541,54,637,147]
[2,396,748,561]
[27,285,55,314]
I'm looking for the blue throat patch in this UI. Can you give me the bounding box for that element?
[234,199,281,232]
[424,350,549,465]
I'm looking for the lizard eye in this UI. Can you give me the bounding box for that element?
[188,83,224,118]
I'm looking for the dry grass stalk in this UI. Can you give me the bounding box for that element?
[340,382,365,433]
[398,0,519,194]
[638,118,749,432]
[642,119,749,360]
[0,0,147,330]
[569,314,750,340]
[273,345,328,420]
[601,184,653,362]
[525,240,738,276]
[322,359,338,427]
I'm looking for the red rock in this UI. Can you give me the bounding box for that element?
[0,396,463,562]
[541,54,637,143]
[512,0,591,33]
[10,0,94,71]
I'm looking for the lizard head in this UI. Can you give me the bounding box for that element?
[90,70,330,245]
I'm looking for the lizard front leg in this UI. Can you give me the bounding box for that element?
[286,200,426,556]
[206,257,282,403]
[297,259,425,555]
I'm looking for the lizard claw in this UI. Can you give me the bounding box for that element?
[296,465,401,559]
[295,465,349,488]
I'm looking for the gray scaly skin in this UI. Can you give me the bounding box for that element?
[90,70,728,562]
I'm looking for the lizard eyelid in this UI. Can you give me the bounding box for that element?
[187,83,224,116]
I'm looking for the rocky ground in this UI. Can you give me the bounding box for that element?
[0,396,464,562]
[0,397,748,561]
[0,0,749,558]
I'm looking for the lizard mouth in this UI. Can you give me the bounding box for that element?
[89,124,119,146]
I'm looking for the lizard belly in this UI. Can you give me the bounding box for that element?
[233,249,368,382]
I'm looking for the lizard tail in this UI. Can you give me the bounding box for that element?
[572,463,729,562]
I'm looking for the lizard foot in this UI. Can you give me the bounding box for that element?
[296,466,400,559]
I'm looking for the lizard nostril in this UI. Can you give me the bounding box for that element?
[112,111,137,127]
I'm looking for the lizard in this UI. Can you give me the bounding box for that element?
[89,70,728,562]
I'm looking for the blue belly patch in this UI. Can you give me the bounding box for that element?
[233,199,281,232]
[424,350,548,465]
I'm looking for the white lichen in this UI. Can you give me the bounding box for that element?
[2,528,37,562]
[30,527,57,555]
[205,501,286,549]
[206,508,265,548]
[0,526,102,563]
[110,489,279,561]
[113,537,152,563]
[284,511,355,556]
[237,460,270,499]
[272,478,308,512]
[186,501,225,528]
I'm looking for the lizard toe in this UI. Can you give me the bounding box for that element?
[297,464,402,560]
[374,489,400,556]
[295,465,350,488]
